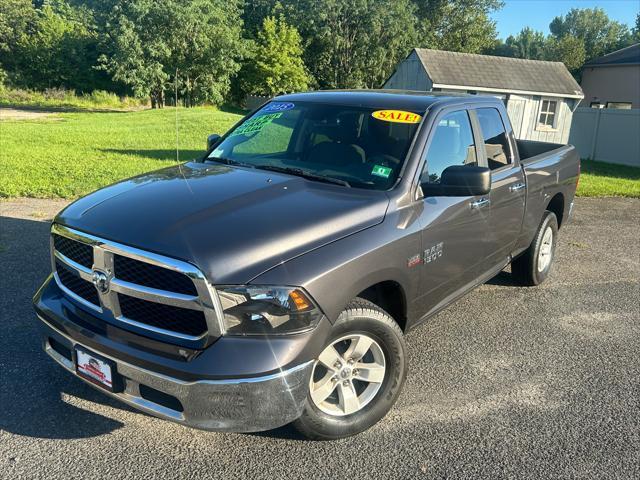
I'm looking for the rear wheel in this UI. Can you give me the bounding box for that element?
[512,211,558,286]
[293,298,406,440]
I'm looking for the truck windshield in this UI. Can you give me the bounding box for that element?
[206,101,423,190]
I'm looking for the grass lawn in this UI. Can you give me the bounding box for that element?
[577,160,640,198]
[1,108,639,199]
[1,108,241,198]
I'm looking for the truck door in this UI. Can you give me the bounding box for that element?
[414,109,493,315]
[473,107,526,267]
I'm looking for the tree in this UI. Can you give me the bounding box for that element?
[413,0,503,53]
[544,35,586,74]
[241,16,311,96]
[100,0,246,107]
[505,27,546,60]
[549,7,632,61]
[633,13,640,43]
[0,0,36,55]
[8,1,109,91]
[290,0,419,89]
[241,0,283,38]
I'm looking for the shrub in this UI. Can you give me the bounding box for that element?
[0,87,148,110]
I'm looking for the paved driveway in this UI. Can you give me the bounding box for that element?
[1,197,638,479]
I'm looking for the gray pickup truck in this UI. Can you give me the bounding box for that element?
[34,91,579,439]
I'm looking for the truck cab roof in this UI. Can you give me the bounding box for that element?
[275,89,500,112]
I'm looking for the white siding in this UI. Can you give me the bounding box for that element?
[517,97,573,144]
[383,51,432,91]
[384,53,576,143]
[505,94,528,138]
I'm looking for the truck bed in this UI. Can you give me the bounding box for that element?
[514,139,580,254]
[516,139,567,164]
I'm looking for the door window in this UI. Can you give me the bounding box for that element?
[421,110,476,184]
[476,108,511,170]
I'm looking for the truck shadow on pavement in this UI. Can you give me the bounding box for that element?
[485,270,518,286]
[0,216,138,439]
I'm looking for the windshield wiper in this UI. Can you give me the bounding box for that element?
[254,165,351,187]
[205,156,255,169]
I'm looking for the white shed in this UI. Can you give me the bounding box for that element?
[384,49,584,144]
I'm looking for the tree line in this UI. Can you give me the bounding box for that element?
[1,0,638,108]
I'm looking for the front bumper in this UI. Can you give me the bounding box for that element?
[34,275,328,432]
[40,315,313,432]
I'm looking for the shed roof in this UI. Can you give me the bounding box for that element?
[414,48,583,98]
[584,43,640,67]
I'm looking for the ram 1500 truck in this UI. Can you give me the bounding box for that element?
[34,91,579,439]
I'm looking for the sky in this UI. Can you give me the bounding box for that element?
[492,0,640,39]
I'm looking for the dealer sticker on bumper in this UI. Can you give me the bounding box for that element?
[75,347,114,390]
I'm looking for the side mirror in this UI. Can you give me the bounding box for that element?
[207,134,221,150]
[422,165,491,197]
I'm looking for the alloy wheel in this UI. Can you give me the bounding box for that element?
[309,334,386,416]
[538,226,554,272]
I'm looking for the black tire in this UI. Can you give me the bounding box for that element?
[512,211,558,286]
[292,298,407,440]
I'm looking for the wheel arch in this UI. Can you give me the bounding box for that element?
[355,280,408,332]
[546,192,565,228]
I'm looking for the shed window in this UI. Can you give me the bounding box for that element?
[537,99,557,129]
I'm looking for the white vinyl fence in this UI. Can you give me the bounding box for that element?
[569,107,640,167]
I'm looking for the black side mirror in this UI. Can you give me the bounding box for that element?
[422,165,491,197]
[207,134,221,150]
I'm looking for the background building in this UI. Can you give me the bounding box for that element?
[581,44,640,109]
[384,49,584,144]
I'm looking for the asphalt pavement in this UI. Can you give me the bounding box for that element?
[1,197,638,479]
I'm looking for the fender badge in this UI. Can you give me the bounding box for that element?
[407,254,423,268]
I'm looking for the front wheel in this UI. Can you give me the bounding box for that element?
[512,211,558,286]
[292,298,407,440]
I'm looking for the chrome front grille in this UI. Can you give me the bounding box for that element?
[55,259,100,306]
[113,254,198,296]
[50,224,224,341]
[53,234,93,268]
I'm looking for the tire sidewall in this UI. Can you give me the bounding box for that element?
[531,212,558,284]
[297,306,406,439]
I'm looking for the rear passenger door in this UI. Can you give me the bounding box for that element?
[474,107,526,267]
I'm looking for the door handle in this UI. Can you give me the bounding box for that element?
[470,198,490,209]
[509,183,526,192]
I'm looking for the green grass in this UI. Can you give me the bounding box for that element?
[577,159,640,198]
[2,108,639,199]
[1,108,241,198]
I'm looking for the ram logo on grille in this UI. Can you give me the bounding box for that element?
[91,270,110,294]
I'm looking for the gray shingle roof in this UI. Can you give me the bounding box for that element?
[414,48,583,98]
[584,43,640,66]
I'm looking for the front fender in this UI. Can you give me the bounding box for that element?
[250,210,422,322]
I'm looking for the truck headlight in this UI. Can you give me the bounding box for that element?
[216,286,322,336]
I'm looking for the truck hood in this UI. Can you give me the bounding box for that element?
[56,162,389,284]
